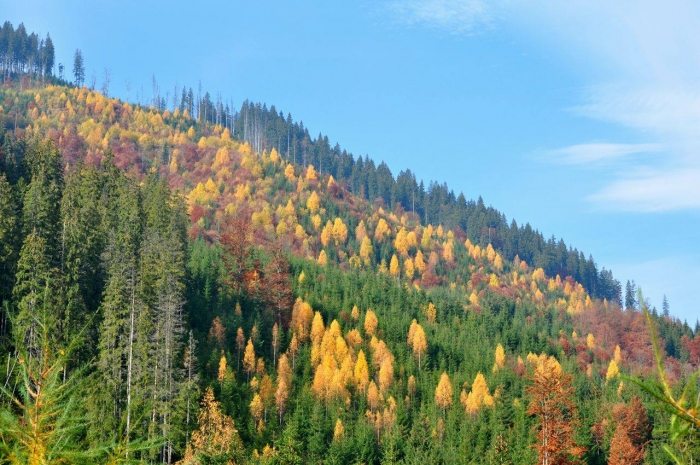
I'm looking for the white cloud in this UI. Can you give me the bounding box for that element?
[546,142,662,166]
[588,168,700,212]
[385,0,494,34]
[386,1,700,211]
[576,85,700,158]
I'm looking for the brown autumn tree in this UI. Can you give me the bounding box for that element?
[208,316,226,348]
[220,211,252,294]
[608,396,651,465]
[261,246,293,328]
[526,354,586,465]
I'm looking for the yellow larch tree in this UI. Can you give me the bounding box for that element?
[345,328,362,348]
[310,312,326,347]
[493,253,503,271]
[179,387,242,464]
[364,310,378,337]
[317,250,328,266]
[414,249,426,275]
[284,163,295,180]
[407,230,418,249]
[250,394,263,425]
[421,225,433,250]
[469,291,479,306]
[461,372,494,415]
[218,354,227,384]
[354,349,370,393]
[243,339,256,382]
[412,324,427,370]
[407,319,418,346]
[367,381,382,412]
[394,228,409,256]
[493,344,506,373]
[435,372,453,416]
[606,360,620,383]
[389,254,400,279]
[275,378,288,424]
[333,418,345,442]
[587,333,595,349]
[378,357,394,394]
[321,221,333,247]
[307,191,320,212]
[486,243,496,262]
[407,375,417,403]
[359,236,373,266]
[288,334,299,368]
[332,217,348,245]
[351,305,360,321]
[374,218,390,242]
[442,240,454,262]
[305,164,318,181]
[425,302,437,324]
[212,146,230,170]
[404,256,415,280]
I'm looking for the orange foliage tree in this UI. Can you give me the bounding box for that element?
[526,355,585,464]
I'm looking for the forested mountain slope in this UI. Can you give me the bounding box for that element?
[0,50,698,464]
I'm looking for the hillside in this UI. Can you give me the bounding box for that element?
[0,64,699,463]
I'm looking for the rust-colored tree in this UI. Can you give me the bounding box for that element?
[220,211,252,294]
[608,396,651,465]
[526,355,586,465]
[261,246,293,329]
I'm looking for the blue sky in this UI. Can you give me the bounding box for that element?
[8,1,700,324]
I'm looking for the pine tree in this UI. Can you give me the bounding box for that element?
[22,139,63,263]
[12,231,60,358]
[72,48,84,87]
[625,280,637,310]
[94,177,146,448]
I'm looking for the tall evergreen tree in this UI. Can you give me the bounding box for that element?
[625,280,637,310]
[72,48,84,87]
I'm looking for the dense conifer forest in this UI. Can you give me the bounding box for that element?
[0,20,698,464]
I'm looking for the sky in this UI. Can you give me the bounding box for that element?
[7,0,700,324]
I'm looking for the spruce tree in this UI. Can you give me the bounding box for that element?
[72,48,84,87]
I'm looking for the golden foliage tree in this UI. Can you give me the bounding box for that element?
[332,217,348,245]
[354,349,370,393]
[243,339,256,382]
[410,323,427,370]
[306,191,320,212]
[359,236,373,266]
[389,254,400,278]
[435,372,453,416]
[493,343,506,373]
[333,418,345,442]
[178,387,242,465]
[461,372,494,415]
[364,310,378,337]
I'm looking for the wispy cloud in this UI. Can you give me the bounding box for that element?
[545,142,662,166]
[588,168,700,212]
[385,0,494,34]
[385,1,700,212]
